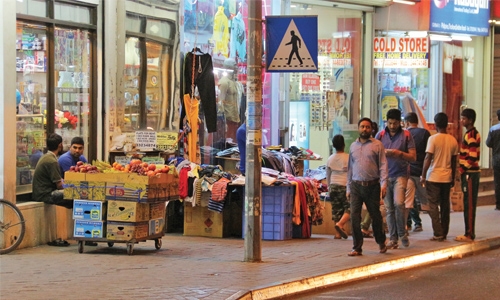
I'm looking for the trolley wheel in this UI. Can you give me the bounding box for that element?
[78,241,84,253]
[107,242,114,247]
[127,243,134,255]
[154,238,162,250]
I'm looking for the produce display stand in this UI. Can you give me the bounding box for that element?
[74,233,164,255]
[64,171,179,256]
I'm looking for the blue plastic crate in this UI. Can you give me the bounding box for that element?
[262,212,293,240]
[242,212,293,240]
[261,185,294,214]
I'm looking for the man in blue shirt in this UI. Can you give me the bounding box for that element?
[376,109,416,249]
[486,109,500,210]
[236,123,246,175]
[58,136,87,177]
[346,118,388,256]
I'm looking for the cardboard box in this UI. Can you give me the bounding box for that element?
[84,173,175,202]
[184,203,224,238]
[74,220,105,238]
[149,202,166,219]
[106,221,149,241]
[149,218,165,235]
[107,200,150,222]
[73,199,107,221]
[450,191,464,212]
[63,172,106,201]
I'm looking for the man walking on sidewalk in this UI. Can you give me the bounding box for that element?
[486,109,500,211]
[456,108,481,242]
[421,113,459,241]
[376,109,416,249]
[404,112,430,232]
[346,118,388,256]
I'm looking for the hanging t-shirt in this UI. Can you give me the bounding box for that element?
[230,12,246,61]
[212,6,229,58]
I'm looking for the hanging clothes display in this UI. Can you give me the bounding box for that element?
[230,11,246,61]
[212,6,229,58]
[182,50,217,133]
[183,94,201,164]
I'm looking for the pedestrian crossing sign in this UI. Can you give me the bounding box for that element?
[265,16,318,73]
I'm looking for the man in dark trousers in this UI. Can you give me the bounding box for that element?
[346,118,388,256]
[32,133,72,209]
[486,109,500,210]
[421,112,459,242]
[456,108,481,242]
[404,112,430,232]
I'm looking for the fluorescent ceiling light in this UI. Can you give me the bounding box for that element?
[429,34,452,41]
[393,0,416,4]
[408,31,428,37]
[451,34,472,41]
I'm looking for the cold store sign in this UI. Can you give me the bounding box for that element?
[430,0,490,36]
[373,37,429,69]
[318,38,352,67]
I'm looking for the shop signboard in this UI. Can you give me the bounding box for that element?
[156,131,178,152]
[430,0,490,36]
[318,37,352,68]
[373,37,429,68]
[135,130,156,151]
[265,16,318,72]
[301,74,320,92]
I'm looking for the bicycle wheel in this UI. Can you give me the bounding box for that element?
[0,199,26,255]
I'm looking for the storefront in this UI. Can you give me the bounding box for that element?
[1,0,182,248]
[14,0,99,197]
[373,1,493,165]
[181,0,377,169]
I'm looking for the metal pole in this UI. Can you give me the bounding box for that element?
[244,0,263,262]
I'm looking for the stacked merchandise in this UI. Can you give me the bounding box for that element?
[64,163,179,252]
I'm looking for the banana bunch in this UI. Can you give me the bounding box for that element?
[92,160,113,172]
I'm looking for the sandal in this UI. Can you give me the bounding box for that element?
[455,235,473,242]
[347,250,362,256]
[362,232,373,238]
[47,239,70,247]
[335,225,348,239]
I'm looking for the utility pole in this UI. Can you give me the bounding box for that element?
[244,0,263,262]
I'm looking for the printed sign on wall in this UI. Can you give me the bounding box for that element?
[373,37,429,68]
[430,0,490,36]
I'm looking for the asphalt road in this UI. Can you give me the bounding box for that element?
[295,247,500,300]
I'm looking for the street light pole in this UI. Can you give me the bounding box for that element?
[244,0,263,262]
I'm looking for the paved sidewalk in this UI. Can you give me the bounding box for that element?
[1,206,500,300]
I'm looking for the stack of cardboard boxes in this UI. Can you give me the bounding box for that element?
[64,172,179,242]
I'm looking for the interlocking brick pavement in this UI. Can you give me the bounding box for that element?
[2,206,500,300]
